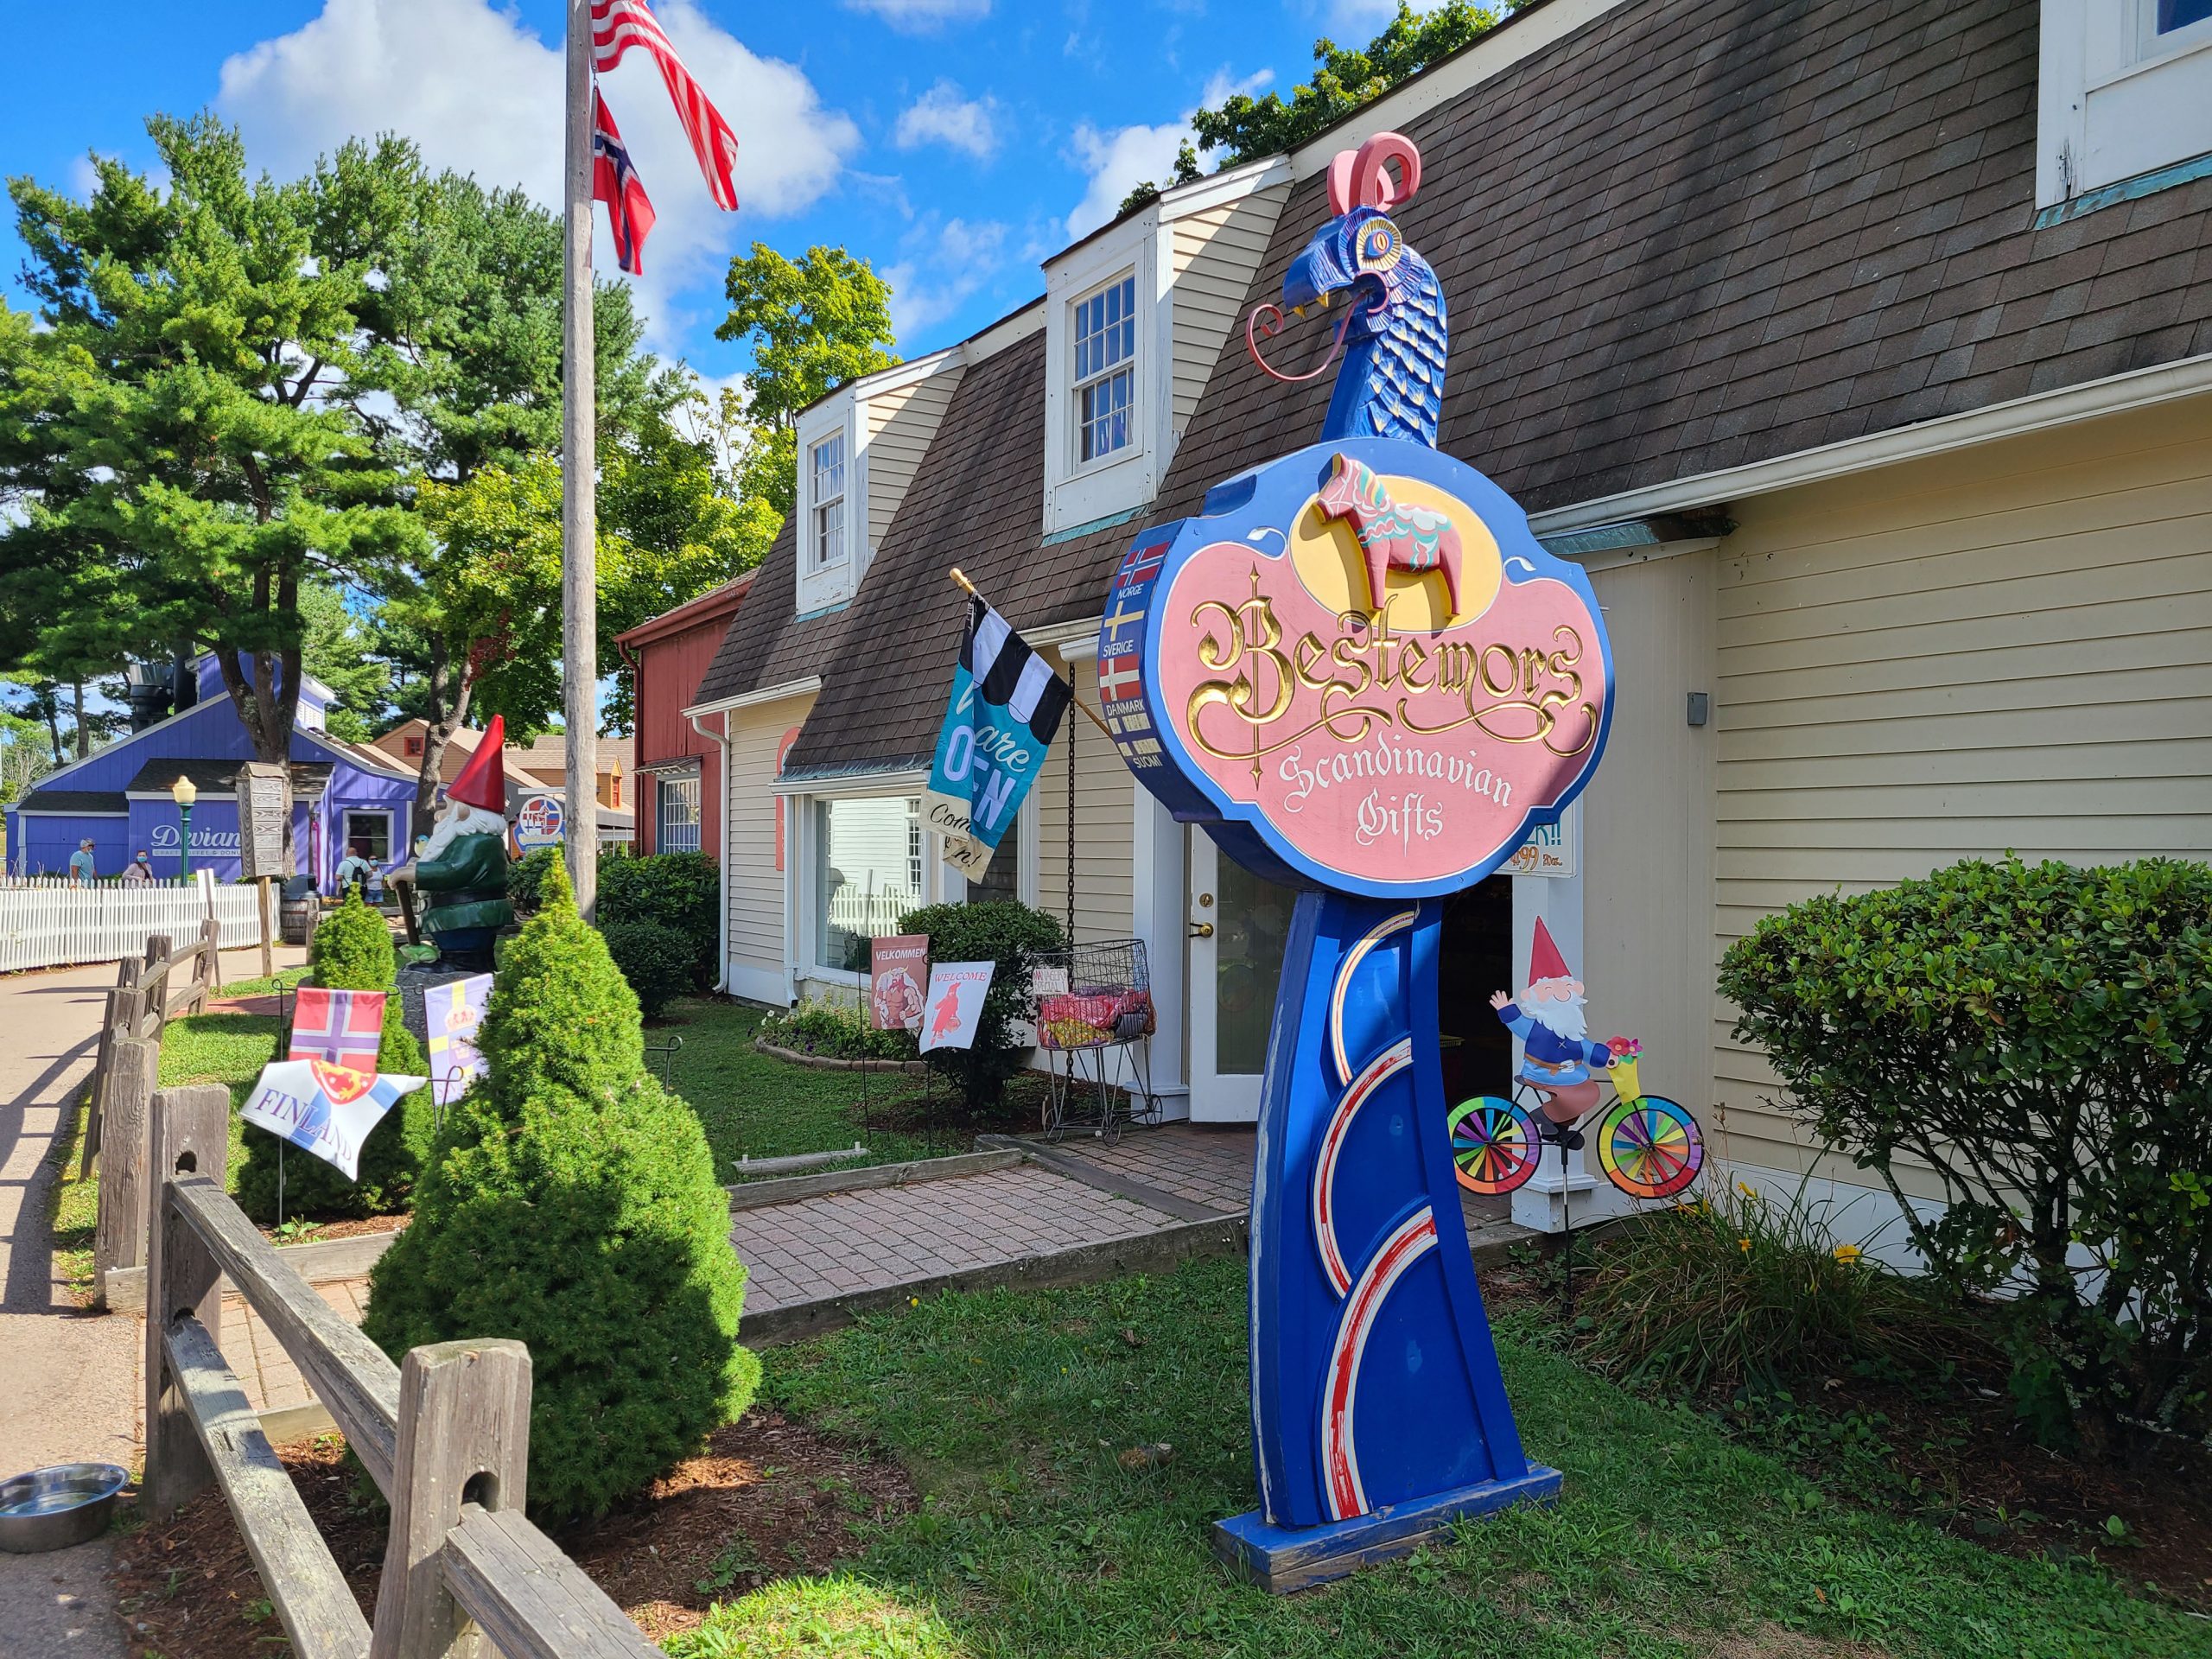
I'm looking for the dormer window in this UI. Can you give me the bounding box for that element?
[810,432,847,569]
[1073,273,1136,467]
[2038,0,2212,217]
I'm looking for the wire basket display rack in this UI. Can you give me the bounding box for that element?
[1033,938,1160,1145]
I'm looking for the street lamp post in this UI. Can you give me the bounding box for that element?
[171,774,198,880]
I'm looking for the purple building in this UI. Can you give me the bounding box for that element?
[7,656,421,893]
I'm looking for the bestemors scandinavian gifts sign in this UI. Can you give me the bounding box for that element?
[1099,132,1614,1591]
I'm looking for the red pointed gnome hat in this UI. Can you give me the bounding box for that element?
[1527,916,1573,985]
[448,715,506,812]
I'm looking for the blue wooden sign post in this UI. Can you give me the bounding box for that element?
[1096,133,1618,1592]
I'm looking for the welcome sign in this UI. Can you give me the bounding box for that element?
[1098,437,1611,895]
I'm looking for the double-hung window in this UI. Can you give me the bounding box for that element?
[1073,274,1136,466]
[657,774,701,855]
[810,432,847,568]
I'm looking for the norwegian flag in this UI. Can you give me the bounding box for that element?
[593,92,657,275]
[289,987,387,1077]
[1114,534,1169,593]
[589,0,741,212]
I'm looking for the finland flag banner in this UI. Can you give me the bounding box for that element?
[926,593,1071,877]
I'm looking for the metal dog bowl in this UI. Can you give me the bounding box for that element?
[0,1463,127,1554]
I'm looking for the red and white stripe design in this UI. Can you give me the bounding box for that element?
[589,0,740,212]
[1312,1037,1411,1295]
[1320,1206,1438,1520]
[1328,908,1417,1084]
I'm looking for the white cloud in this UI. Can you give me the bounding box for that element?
[883,215,1008,342]
[1319,0,1400,32]
[893,80,1001,160]
[216,0,860,353]
[1062,67,1272,240]
[844,0,991,30]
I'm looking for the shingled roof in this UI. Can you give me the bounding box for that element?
[739,0,2212,773]
[690,516,849,709]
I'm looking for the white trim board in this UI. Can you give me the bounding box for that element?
[1527,352,2212,533]
[683,677,823,719]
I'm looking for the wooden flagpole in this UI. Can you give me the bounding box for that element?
[947,568,1115,741]
[563,0,601,918]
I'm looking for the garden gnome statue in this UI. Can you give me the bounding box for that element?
[1489,918,1615,1146]
[394,715,514,969]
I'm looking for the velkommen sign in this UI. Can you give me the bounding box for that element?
[1101,132,1614,1591]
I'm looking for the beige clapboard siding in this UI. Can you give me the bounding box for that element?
[865,370,962,549]
[1032,699,1135,944]
[1707,395,2212,1188]
[724,691,813,982]
[1168,186,1289,440]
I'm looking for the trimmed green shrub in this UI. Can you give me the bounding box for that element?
[760,998,918,1063]
[364,858,758,1518]
[237,893,429,1222]
[894,899,1065,1109]
[1719,855,2212,1446]
[601,918,691,1021]
[600,852,718,987]
[1578,1179,1986,1398]
[507,846,560,913]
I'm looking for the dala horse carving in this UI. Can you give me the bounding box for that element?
[1314,452,1465,619]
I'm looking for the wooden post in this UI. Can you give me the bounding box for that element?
[139,933,174,1040]
[369,1340,532,1659]
[92,1035,160,1298]
[79,958,137,1180]
[258,875,276,980]
[141,1084,232,1515]
[562,0,600,920]
[194,914,221,1010]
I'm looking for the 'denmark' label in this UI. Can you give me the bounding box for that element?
[1097,436,1612,897]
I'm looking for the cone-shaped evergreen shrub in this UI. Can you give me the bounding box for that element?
[363,859,758,1518]
[238,893,429,1221]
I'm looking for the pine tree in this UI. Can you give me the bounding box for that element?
[363,861,758,1517]
[237,893,428,1221]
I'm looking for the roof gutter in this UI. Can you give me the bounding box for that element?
[1527,351,2212,534]
[687,706,733,994]
[683,676,823,721]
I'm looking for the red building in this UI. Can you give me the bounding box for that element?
[615,574,753,858]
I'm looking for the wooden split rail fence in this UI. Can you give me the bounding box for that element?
[143,1084,661,1659]
[86,920,228,1301]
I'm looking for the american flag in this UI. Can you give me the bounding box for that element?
[593,92,657,275]
[289,987,387,1077]
[589,0,741,212]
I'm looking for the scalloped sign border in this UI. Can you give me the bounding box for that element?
[1096,436,1614,898]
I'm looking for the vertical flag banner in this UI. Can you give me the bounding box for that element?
[925,595,1072,877]
[423,972,495,1106]
[592,91,657,274]
[868,935,929,1032]
[242,1060,427,1180]
[289,987,387,1075]
[919,962,995,1053]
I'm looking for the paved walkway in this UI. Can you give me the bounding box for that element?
[0,944,303,1657]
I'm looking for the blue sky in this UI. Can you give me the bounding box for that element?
[0,0,1400,392]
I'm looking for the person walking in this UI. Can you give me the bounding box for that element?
[67,838,97,884]
[334,845,378,898]
[119,850,154,885]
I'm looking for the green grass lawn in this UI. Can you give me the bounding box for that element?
[672,1256,2204,1659]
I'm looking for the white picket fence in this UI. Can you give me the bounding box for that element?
[0,876,265,974]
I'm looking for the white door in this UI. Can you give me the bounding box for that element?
[1186,832,1295,1122]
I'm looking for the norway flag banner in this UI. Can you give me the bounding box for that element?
[241,1060,427,1180]
[289,987,386,1075]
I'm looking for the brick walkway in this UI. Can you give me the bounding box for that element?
[219,1280,369,1428]
[1045,1121,1256,1214]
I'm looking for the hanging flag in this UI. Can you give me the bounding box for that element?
[423,972,495,1107]
[241,1059,427,1181]
[925,594,1071,877]
[589,0,741,211]
[289,987,386,1076]
[593,91,657,275]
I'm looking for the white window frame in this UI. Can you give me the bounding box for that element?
[808,791,926,983]
[656,772,701,855]
[807,429,848,571]
[340,808,395,864]
[1071,271,1139,473]
[1042,220,1169,533]
[2038,0,2212,210]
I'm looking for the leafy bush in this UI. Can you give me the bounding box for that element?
[1719,855,2212,1446]
[507,846,560,913]
[601,918,692,1021]
[600,852,718,987]
[364,858,758,1518]
[894,899,1065,1109]
[760,998,918,1063]
[1578,1179,1984,1398]
[237,893,429,1222]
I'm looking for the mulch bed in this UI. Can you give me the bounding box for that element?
[257,1214,407,1245]
[110,1409,915,1656]
[1481,1260,2212,1612]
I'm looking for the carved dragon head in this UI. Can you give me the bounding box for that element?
[1281,132,1427,340]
